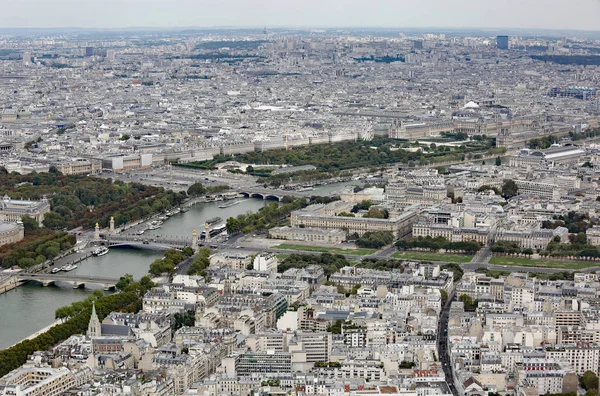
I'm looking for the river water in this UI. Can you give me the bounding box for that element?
[0,183,356,350]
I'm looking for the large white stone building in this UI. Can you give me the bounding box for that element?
[0,195,50,226]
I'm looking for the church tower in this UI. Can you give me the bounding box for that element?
[194,299,206,327]
[87,301,101,338]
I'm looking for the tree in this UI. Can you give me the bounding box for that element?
[328,319,344,334]
[356,231,394,249]
[583,161,593,168]
[582,371,599,391]
[574,232,588,245]
[182,246,194,257]
[501,179,518,199]
[149,258,175,276]
[458,294,478,311]
[440,289,448,306]
[188,248,211,278]
[139,276,155,292]
[187,182,207,197]
[172,310,196,332]
[351,200,372,213]
[116,273,134,290]
[365,207,388,219]
[246,165,254,173]
[459,294,473,307]
[21,215,39,235]
[120,134,130,141]
[495,156,502,166]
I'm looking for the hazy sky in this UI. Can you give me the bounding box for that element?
[3,0,600,31]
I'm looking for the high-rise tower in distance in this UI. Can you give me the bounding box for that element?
[497,35,509,50]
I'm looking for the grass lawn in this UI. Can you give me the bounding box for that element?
[489,256,599,270]
[392,251,473,263]
[274,243,376,256]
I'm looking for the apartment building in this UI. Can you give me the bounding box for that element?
[545,344,600,375]
[287,332,333,363]
[232,352,293,376]
[513,179,561,200]
[0,366,91,396]
[518,360,577,395]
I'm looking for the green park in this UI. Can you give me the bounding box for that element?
[274,243,376,256]
[392,251,473,263]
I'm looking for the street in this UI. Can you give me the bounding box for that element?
[438,290,457,396]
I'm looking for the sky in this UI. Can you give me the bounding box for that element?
[2,0,600,31]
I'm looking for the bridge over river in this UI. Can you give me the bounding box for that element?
[237,188,308,201]
[99,234,194,251]
[14,273,119,290]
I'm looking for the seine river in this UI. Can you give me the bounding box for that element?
[0,182,361,350]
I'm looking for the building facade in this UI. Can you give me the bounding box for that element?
[0,195,51,226]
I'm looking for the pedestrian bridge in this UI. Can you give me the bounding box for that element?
[15,273,119,290]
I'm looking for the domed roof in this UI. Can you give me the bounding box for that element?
[463,101,480,109]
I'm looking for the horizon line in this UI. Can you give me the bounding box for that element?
[1,25,599,34]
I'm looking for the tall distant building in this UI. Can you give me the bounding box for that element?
[85,46,94,57]
[22,51,31,66]
[497,35,509,50]
[106,50,116,61]
[413,40,423,50]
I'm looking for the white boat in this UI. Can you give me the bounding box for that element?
[51,267,61,274]
[218,200,241,209]
[93,247,109,257]
[61,264,78,272]
[201,224,226,239]
[148,220,163,230]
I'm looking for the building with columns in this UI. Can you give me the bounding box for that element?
[0,222,24,246]
[0,194,51,226]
